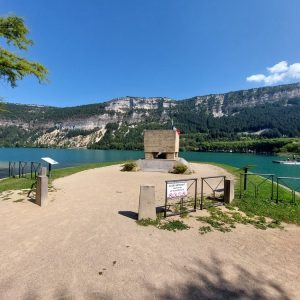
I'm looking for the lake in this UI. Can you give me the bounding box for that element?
[0,148,299,189]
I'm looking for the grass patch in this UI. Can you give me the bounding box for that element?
[158,220,190,231]
[173,203,191,218]
[199,226,212,235]
[0,177,36,193]
[136,218,160,227]
[136,217,190,232]
[0,161,123,193]
[196,206,283,234]
[205,162,300,224]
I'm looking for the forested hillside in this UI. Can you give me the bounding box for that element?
[0,82,300,153]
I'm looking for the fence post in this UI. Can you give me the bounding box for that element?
[224,179,234,204]
[36,167,48,207]
[271,175,274,200]
[200,178,204,210]
[240,174,242,198]
[243,167,248,190]
[194,179,198,210]
[276,178,279,204]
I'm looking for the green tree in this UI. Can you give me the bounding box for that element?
[0,15,48,87]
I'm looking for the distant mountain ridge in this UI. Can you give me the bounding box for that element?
[0,82,300,150]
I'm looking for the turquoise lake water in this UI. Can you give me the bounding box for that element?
[0,148,299,189]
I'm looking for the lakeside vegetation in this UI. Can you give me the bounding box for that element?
[193,138,300,154]
[1,160,299,225]
[0,161,122,193]
[92,133,300,154]
[1,126,299,154]
[209,162,300,224]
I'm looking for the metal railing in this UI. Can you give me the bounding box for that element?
[8,161,41,179]
[30,162,41,179]
[276,177,300,204]
[8,161,17,177]
[200,176,226,210]
[239,173,274,200]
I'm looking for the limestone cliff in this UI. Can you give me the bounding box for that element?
[0,82,299,148]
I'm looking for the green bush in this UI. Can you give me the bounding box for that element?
[173,163,188,174]
[121,161,137,172]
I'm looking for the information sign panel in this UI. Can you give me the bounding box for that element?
[41,157,59,165]
[167,181,188,199]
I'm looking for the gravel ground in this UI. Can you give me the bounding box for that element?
[0,163,299,300]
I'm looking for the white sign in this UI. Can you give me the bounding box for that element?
[167,182,188,199]
[41,157,59,165]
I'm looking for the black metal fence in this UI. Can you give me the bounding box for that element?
[8,161,41,179]
[277,177,300,204]
[239,173,274,200]
[30,162,42,179]
[239,172,299,203]
[200,176,226,209]
[8,161,17,178]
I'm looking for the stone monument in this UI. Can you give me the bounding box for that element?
[137,129,190,172]
[144,129,179,160]
[138,184,156,220]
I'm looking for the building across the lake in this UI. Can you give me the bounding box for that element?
[144,129,179,160]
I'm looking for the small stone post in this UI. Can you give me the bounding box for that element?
[36,167,48,206]
[138,185,156,220]
[224,179,234,204]
[39,166,47,176]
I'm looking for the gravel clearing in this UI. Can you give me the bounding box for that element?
[0,163,299,299]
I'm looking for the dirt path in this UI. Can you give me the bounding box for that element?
[0,163,299,299]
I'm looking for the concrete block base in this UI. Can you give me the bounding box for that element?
[137,159,177,172]
[224,179,234,204]
[138,185,156,220]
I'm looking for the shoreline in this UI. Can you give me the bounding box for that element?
[0,143,299,156]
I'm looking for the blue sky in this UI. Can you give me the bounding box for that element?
[1,0,300,107]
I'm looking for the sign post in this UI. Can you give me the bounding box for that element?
[41,157,59,177]
[164,178,198,217]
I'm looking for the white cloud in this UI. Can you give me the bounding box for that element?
[246,61,300,85]
[288,63,300,79]
[246,74,266,82]
[267,61,288,73]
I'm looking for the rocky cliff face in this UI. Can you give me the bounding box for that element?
[1,82,300,148]
[105,96,174,112]
[35,128,106,148]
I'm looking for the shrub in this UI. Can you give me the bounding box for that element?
[121,161,137,172]
[173,163,188,174]
[158,220,190,231]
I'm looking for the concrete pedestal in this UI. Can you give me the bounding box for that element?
[36,175,48,206]
[224,179,234,204]
[137,159,176,172]
[138,185,156,220]
[39,167,47,176]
